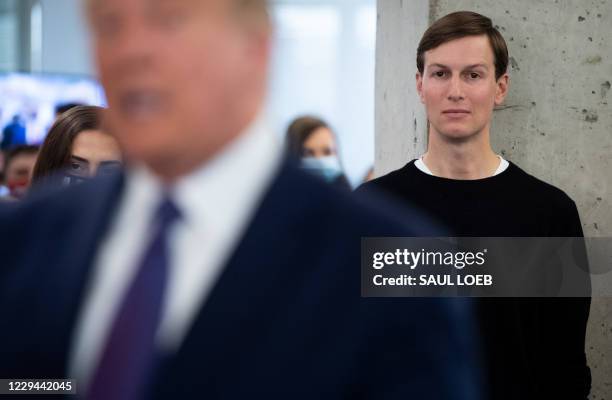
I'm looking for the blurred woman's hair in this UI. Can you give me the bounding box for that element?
[285,116,331,159]
[32,105,103,183]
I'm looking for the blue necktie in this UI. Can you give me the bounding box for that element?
[87,197,181,400]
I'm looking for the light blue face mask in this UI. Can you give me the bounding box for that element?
[301,156,343,183]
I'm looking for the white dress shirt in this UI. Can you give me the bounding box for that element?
[415,155,509,177]
[69,114,282,388]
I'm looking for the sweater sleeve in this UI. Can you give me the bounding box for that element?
[537,198,591,399]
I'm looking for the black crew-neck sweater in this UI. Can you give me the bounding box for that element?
[358,160,591,400]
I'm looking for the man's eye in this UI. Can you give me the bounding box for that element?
[71,163,81,170]
[468,72,481,79]
[433,71,446,78]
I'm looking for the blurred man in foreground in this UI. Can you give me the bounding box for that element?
[0,1,481,399]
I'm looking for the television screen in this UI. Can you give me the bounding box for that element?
[0,72,106,147]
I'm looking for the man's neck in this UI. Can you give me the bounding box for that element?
[141,96,266,185]
[422,129,500,180]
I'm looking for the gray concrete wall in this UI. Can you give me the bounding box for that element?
[8,0,94,75]
[376,1,612,398]
[375,0,429,175]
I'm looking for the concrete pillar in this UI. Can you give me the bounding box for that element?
[39,0,93,75]
[376,1,612,398]
[375,0,429,174]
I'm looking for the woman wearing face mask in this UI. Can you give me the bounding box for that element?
[285,116,351,190]
[32,105,122,187]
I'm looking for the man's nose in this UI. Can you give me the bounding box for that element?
[447,76,465,102]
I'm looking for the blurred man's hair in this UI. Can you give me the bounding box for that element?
[417,11,509,80]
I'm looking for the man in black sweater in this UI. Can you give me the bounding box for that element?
[359,11,591,400]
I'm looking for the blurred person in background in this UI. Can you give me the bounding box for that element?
[285,115,351,190]
[0,1,482,399]
[32,105,122,186]
[0,145,39,200]
[1,115,27,151]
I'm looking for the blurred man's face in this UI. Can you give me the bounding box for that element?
[88,0,269,180]
[416,35,508,142]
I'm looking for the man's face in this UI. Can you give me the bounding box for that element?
[88,0,268,178]
[416,35,508,141]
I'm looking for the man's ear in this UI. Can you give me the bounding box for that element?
[246,26,272,67]
[494,73,509,106]
[416,72,425,104]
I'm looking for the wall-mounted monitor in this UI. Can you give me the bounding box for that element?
[0,72,105,146]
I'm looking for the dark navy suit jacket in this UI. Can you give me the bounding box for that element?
[0,162,482,399]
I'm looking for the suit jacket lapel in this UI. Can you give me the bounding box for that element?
[150,164,317,396]
[41,172,126,376]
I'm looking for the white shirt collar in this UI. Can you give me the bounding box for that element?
[415,155,509,177]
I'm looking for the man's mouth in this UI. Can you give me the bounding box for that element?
[118,90,166,119]
[442,109,471,118]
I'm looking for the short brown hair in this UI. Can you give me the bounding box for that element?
[417,11,509,80]
[32,106,103,183]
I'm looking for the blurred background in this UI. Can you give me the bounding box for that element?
[0,0,376,186]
